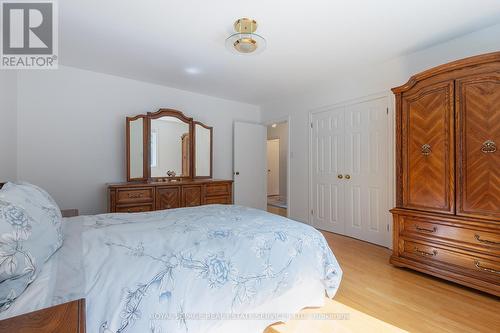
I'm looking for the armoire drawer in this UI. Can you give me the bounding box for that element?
[401,216,500,253]
[115,204,154,213]
[116,188,154,204]
[401,239,500,280]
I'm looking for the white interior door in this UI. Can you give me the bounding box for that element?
[311,106,345,234]
[234,121,267,210]
[310,96,390,247]
[343,98,389,246]
[267,139,280,196]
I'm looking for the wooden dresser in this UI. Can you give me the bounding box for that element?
[390,52,500,296]
[108,179,233,213]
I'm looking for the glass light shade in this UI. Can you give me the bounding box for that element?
[225,32,266,55]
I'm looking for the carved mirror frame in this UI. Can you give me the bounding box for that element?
[147,109,194,181]
[126,114,149,182]
[126,109,213,181]
[193,121,213,179]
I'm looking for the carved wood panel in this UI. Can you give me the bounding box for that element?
[182,185,202,207]
[156,186,181,210]
[401,80,455,214]
[456,73,500,220]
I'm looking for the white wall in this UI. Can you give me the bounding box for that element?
[0,72,17,181]
[17,66,260,214]
[260,23,500,223]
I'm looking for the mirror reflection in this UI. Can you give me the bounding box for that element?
[195,124,211,177]
[150,117,190,178]
[129,117,144,179]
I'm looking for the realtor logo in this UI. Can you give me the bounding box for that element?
[1,1,58,69]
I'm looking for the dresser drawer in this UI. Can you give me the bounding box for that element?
[205,182,231,196]
[400,215,500,253]
[116,188,154,204]
[116,204,154,213]
[402,239,500,280]
[205,195,231,205]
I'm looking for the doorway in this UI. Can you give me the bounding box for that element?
[267,121,289,217]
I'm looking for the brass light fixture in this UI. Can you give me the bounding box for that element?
[225,18,266,54]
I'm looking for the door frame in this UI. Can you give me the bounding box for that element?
[266,138,280,196]
[308,92,395,248]
[264,116,291,218]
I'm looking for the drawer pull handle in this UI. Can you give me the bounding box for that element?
[474,260,499,274]
[415,225,437,233]
[414,247,437,257]
[474,234,499,246]
[421,144,431,156]
[128,193,144,199]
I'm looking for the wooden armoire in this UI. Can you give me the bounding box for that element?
[390,52,500,296]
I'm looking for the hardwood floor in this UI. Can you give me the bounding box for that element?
[267,205,287,217]
[266,231,500,333]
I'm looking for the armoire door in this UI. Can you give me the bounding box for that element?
[456,73,500,220]
[401,80,455,214]
[311,106,346,234]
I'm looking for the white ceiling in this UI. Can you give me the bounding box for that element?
[60,0,500,104]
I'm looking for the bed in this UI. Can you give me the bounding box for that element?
[0,183,342,333]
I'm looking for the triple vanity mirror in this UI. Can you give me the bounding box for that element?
[126,109,213,181]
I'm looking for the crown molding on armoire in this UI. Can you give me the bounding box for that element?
[392,51,500,94]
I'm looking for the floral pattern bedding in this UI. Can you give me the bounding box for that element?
[80,205,342,333]
[0,182,63,311]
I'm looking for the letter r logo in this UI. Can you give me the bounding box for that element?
[2,2,53,54]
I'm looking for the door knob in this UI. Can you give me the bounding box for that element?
[337,174,343,179]
[345,174,351,180]
[234,171,240,175]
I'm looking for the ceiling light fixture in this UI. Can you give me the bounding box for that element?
[271,123,277,128]
[225,18,266,55]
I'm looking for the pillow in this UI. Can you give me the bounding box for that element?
[0,182,63,311]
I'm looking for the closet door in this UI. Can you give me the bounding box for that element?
[456,73,500,220]
[311,96,391,246]
[311,106,345,234]
[401,80,455,214]
[343,97,389,246]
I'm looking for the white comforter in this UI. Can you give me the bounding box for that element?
[2,205,342,333]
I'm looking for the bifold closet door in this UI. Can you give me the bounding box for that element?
[311,96,390,247]
[343,98,390,246]
[311,106,346,234]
